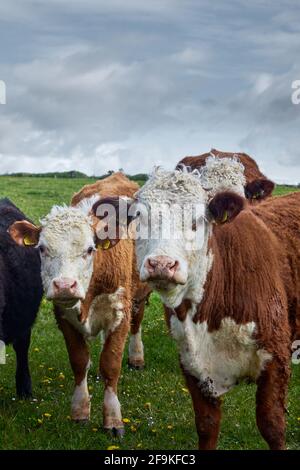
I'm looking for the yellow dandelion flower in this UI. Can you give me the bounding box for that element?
[122,418,130,423]
[66,416,71,420]
[92,427,98,432]
[42,379,51,385]
[58,373,65,380]
[37,418,43,424]
[137,443,142,448]
[44,413,51,418]
[130,425,137,432]
[144,402,151,408]
[167,425,173,430]
[33,348,39,352]
[151,429,157,433]
[181,387,189,393]
[107,445,120,450]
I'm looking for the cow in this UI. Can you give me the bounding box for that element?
[8,173,150,436]
[0,198,43,398]
[92,164,300,449]
[176,149,275,202]
[71,172,150,372]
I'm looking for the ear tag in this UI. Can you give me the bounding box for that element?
[23,235,35,246]
[221,211,228,224]
[100,239,111,250]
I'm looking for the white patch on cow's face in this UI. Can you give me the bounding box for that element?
[171,310,272,397]
[133,168,212,308]
[37,200,98,305]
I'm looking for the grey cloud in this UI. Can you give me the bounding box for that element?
[0,1,300,182]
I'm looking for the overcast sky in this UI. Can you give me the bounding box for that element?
[0,0,300,183]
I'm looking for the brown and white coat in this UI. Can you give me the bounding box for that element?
[9,172,150,436]
[97,165,299,449]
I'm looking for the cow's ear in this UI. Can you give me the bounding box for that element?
[91,196,134,250]
[245,178,275,201]
[208,192,245,224]
[8,220,41,247]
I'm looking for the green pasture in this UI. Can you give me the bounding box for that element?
[0,176,299,449]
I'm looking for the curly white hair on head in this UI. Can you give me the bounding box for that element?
[136,166,207,205]
[200,155,246,198]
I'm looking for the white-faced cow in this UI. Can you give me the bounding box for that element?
[9,173,150,436]
[0,198,43,397]
[94,164,300,449]
[176,149,275,202]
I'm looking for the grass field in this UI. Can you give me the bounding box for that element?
[0,176,299,450]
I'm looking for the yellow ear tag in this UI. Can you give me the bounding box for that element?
[221,211,228,224]
[101,239,111,250]
[23,235,35,246]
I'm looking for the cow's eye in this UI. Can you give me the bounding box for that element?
[87,246,95,255]
[38,245,47,255]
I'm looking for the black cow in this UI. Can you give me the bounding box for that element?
[0,198,42,397]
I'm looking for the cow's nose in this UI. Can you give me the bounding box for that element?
[144,256,179,281]
[52,277,78,298]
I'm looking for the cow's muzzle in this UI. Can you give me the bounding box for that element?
[48,277,84,305]
[142,256,186,284]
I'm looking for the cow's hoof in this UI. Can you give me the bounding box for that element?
[127,359,145,371]
[105,427,125,439]
[17,391,33,400]
[71,402,91,422]
[74,418,90,425]
[16,382,32,399]
[112,427,125,439]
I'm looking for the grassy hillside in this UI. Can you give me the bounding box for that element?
[0,176,299,450]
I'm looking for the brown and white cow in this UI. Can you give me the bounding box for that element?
[176,149,275,202]
[95,165,300,449]
[8,172,150,436]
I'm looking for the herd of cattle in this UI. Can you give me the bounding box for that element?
[1,149,300,450]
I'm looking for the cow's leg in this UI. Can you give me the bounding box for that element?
[56,315,90,422]
[100,317,130,437]
[183,370,222,450]
[256,359,289,450]
[13,328,32,398]
[128,299,145,369]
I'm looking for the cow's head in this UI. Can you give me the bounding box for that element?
[8,196,116,308]
[91,168,245,308]
[185,155,274,202]
[244,178,275,201]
